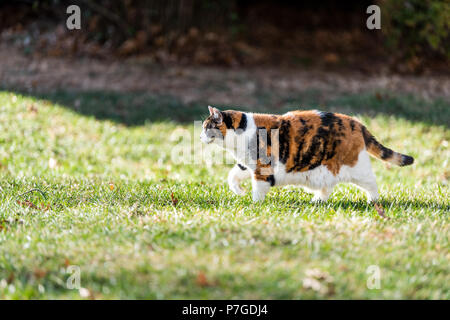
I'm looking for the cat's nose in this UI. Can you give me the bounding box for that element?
[200,131,207,143]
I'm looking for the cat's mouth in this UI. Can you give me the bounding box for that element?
[200,131,215,144]
[203,137,214,144]
[200,133,214,144]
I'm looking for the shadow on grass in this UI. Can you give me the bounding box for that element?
[281,91,450,128]
[15,90,209,125]
[142,194,450,212]
[9,187,447,213]
[4,88,449,127]
[263,197,449,213]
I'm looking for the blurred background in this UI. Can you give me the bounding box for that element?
[0,0,449,125]
[0,1,449,300]
[1,0,448,73]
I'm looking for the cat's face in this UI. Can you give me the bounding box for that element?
[200,106,225,144]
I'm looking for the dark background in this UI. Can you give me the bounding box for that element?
[1,0,448,74]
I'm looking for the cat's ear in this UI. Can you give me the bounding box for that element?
[208,105,223,124]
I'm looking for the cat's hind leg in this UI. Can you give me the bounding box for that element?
[228,164,251,195]
[352,169,386,217]
[352,176,379,202]
[350,150,379,202]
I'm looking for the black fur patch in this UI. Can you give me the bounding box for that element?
[337,117,344,131]
[288,120,312,171]
[299,124,311,136]
[305,133,327,171]
[319,112,336,127]
[362,125,393,159]
[237,163,247,170]
[237,113,247,131]
[291,135,305,172]
[278,120,291,164]
[350,120,356,131]
[221,112,233,129]
[381,148,394,160]
[290,113,337,172]
[297,138,320,170]
[267,175,275,186]
[361,126,374,146]
[320,112,345,138]
[400,155,414,166]
[326,139,341,160]
[308,123,331,170]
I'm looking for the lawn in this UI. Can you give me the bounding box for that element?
[0,89,448,299]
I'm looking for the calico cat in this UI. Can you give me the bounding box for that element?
[200,106,413,205]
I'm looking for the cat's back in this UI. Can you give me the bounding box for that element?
[279,109,361,136]
[281,109,355,124]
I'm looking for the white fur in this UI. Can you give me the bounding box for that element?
[223,112,258,165]
[252,179,271,201]
[200,130,211,144]
[222,114,379,202]
[228,164,251,195]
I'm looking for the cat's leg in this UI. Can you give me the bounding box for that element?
[250,163,274,201]
[251,178,271,202]
[349,149,379,202]
[353,176,379,202]
[352,168,387,217]
[351,166,379,202]
[311,187,334,202]
[228,164,251,195]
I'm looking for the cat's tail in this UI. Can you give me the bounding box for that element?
[361,125,414,166]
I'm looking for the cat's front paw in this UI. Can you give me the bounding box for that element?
[252,190,267,202]
[252,195,266,202]
[229,184,246,196]
[311,196,327,203]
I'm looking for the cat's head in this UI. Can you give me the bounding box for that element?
[200,106,226,144]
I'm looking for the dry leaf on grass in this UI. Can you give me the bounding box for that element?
[374,203,388,219]
[171,192,178,207]
[64,258,71,267]
[196,271,213,287]
[16,200,38,209]
[303,268,335,295]
[33,269,47,279]
[16,200,50,211]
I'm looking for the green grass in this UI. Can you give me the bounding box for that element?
[0,90,448,299]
